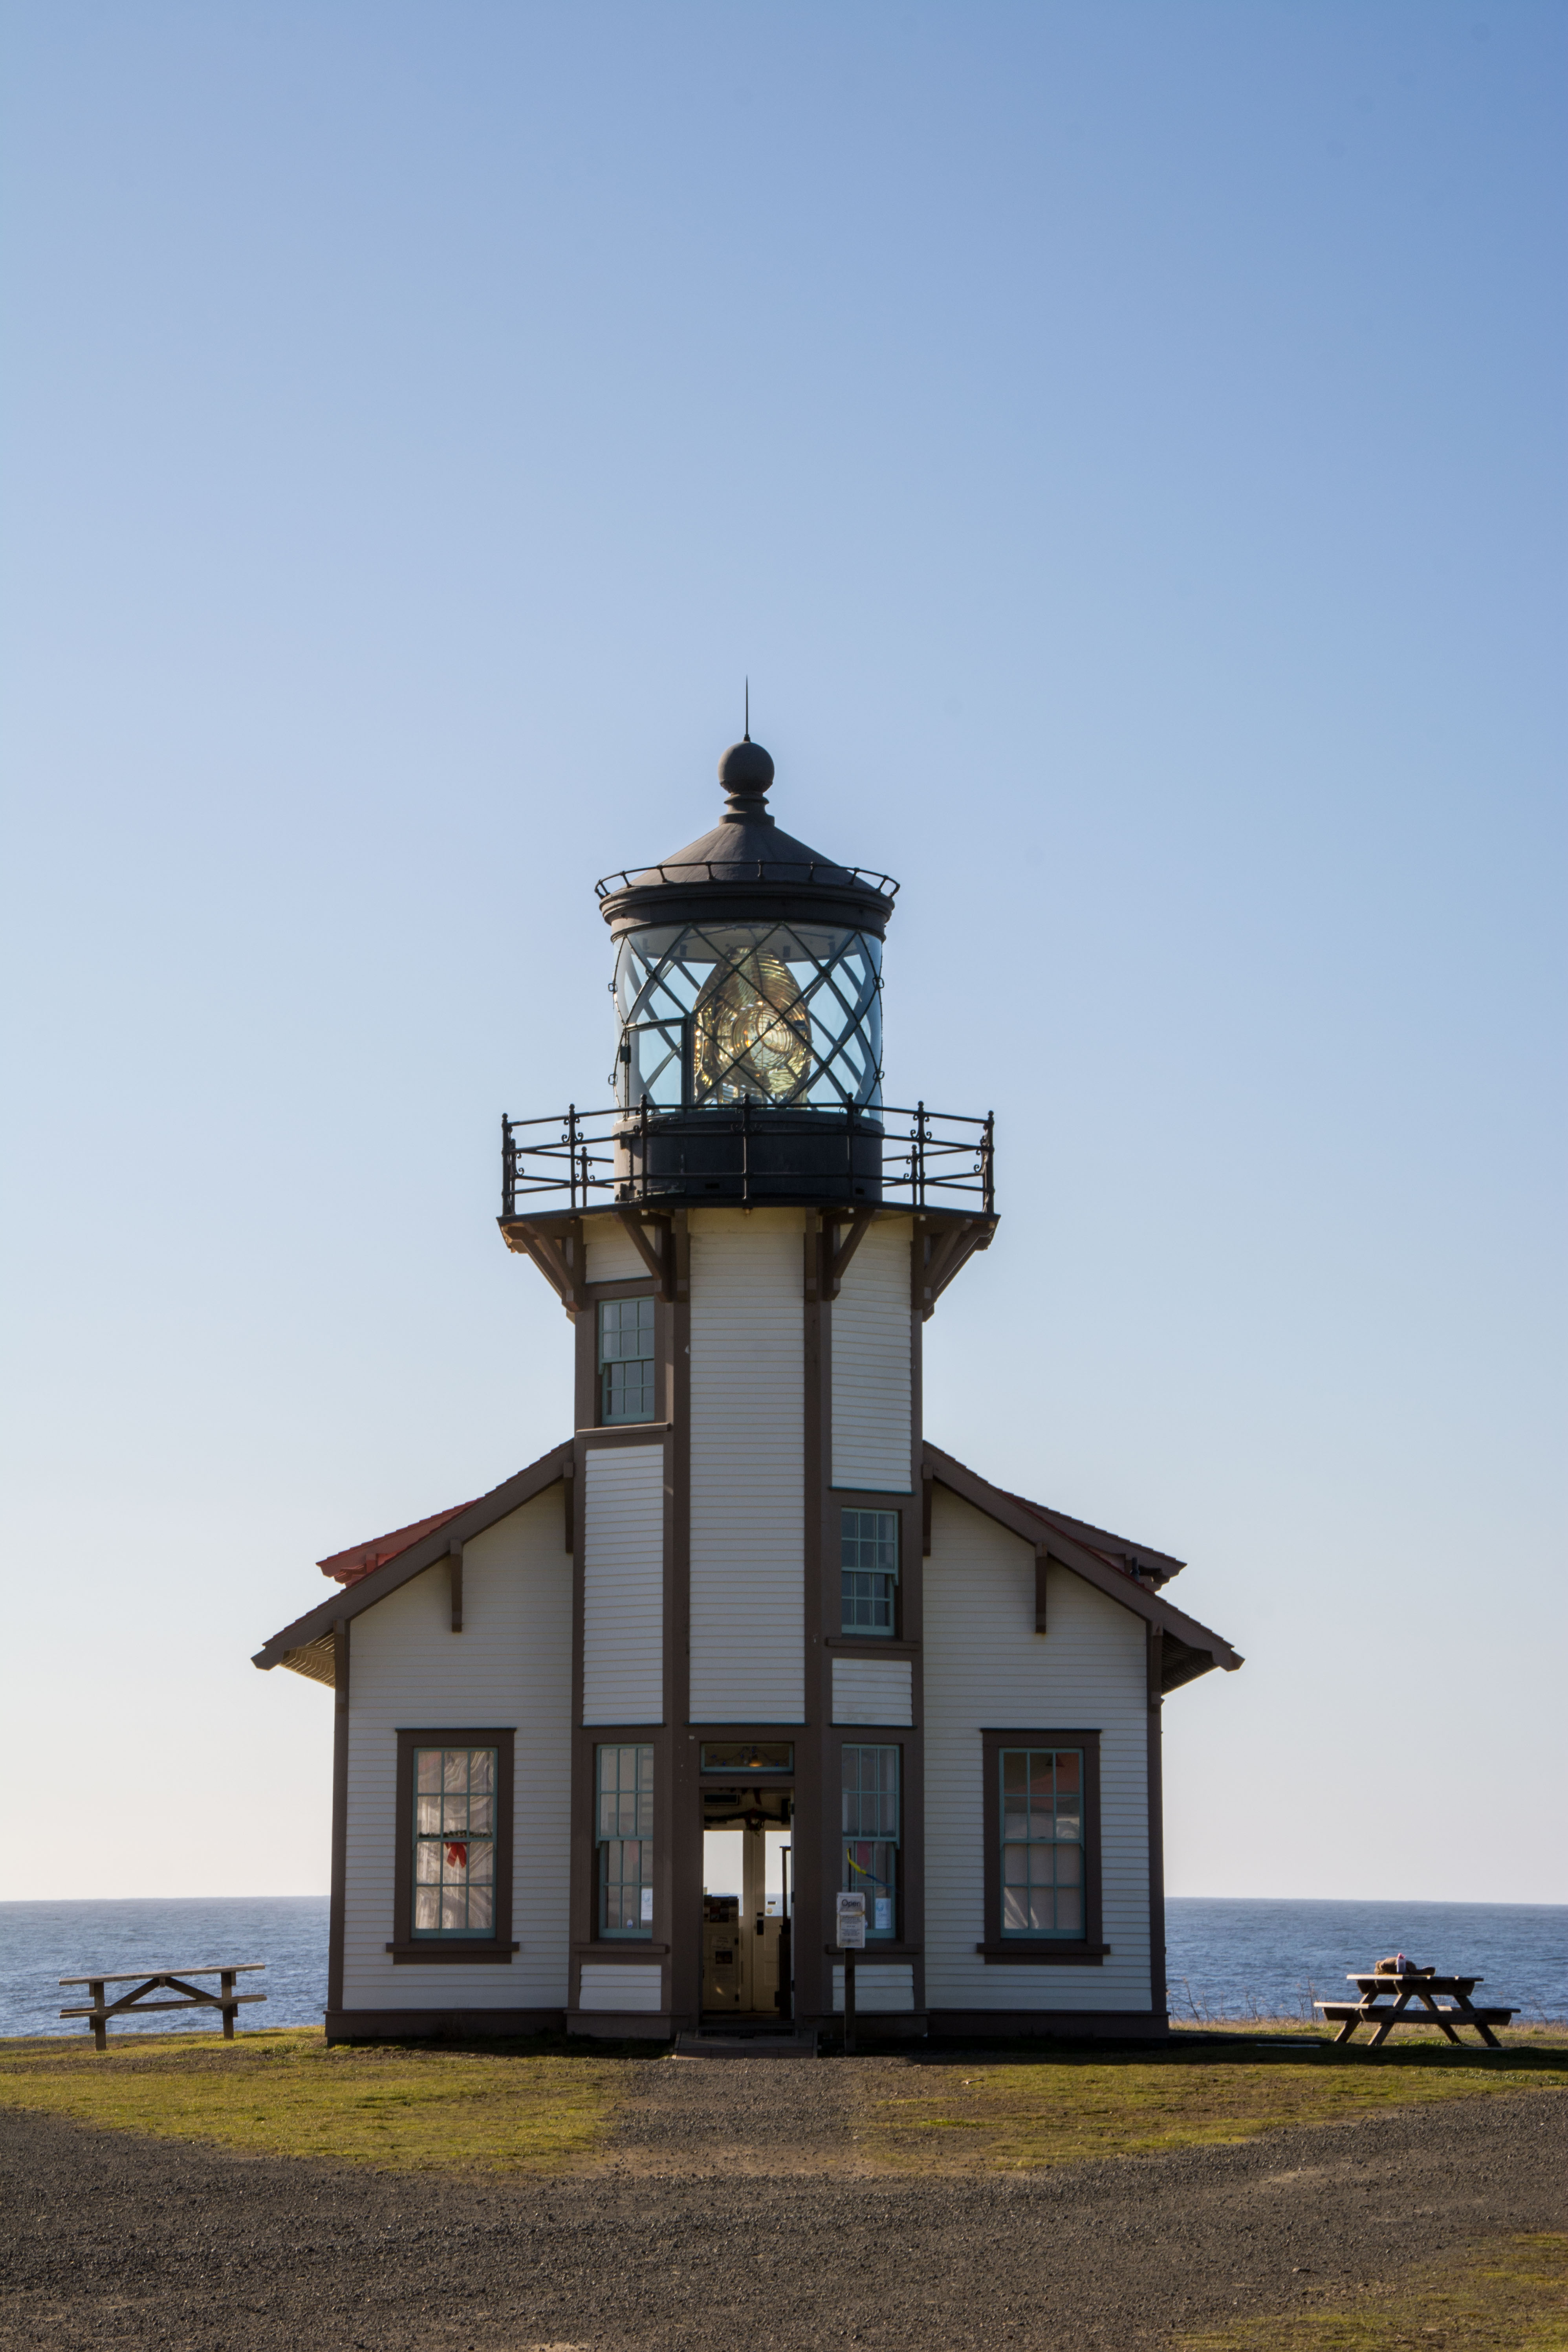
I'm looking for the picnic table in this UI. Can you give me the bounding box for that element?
[59,1964,266,2051]
[1315,1972,1513,2049]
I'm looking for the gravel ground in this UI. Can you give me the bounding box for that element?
[2,2059,1565,2351]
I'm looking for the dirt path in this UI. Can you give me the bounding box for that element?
[3,2068,1565,2350]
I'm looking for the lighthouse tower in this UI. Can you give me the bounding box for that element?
[500,734,996,2033]
[255,726,1239,2047]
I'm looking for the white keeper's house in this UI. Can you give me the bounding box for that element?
[255,733,1241,2044]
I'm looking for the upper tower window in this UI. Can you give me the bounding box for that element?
[599,1297,656,1423]
[613,921,882,1113]
[841,1507,899,1635]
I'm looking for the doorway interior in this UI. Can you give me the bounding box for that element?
[701,1782,793,2019]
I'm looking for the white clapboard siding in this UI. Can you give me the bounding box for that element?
[584,1218,649,1286]
[923,1487,1152,2014]
[688,1209,805,1721]
[832,1656,914,1726]
[831,1215,913,1492]
[342,1487,572,2011]
[579,1963,663,2012]
[831,1963,915,2013]
[583,1445,665,1725]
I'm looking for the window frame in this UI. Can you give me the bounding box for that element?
[840,1740,901,1942]
[597,1296,658,1427]
[389,1727,517,1964]
[978,1728,1106,1964]
[595,1741,656,1941]
[839,1506,900,1639]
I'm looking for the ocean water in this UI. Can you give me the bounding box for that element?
[2,1895,1563,2039]
[1165,1898,1567,2025]
[0,1899,330,2039]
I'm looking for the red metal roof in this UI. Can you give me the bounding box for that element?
[1000,1489,1185,1586]
[317,1501,476,1588]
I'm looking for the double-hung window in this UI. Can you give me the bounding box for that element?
[412,1746,496,1936]
[841,1743,899,1938]
[841,1508,898,1636]
[597,1743,654,1937]
[599,1298,656,1424]
[1000,1746,1084,1937]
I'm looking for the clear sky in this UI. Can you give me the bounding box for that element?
[3,2,1563,1907]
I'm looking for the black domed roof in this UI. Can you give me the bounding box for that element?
[596,737,898,938]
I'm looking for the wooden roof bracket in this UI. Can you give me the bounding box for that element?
[615,1207,676,1300]
[916,1214,998,1319]
[826,1205,877,1298]
[502,1216,587,1315]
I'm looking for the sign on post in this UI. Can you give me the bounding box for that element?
[835,1891,867,1949]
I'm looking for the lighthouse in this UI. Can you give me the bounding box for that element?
[256,732,1240,2044]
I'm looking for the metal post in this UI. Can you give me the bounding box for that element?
[982,1111,994,1214]
[501,1116,513,1219]
[844,1951,857,2055]
[914,1102,927,1209]
[639,1097,649,1202]
[566,1105,579,1209]
[741,1094,751,1205]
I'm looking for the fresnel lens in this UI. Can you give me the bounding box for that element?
[692,950,812,1103]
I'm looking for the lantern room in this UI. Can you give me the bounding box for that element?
[498,734,994,1250]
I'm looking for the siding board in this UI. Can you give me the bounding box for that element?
[342,1489,572,2011]
[584,1221,649,1286]
[830,1962,915,2012]
[831,1656,914,1726]
[831,1216,913,1491]
[688,1210,805,1721]
[579,1963,663,2012]
[923,1488,1152,2013]
[582,1445,665,1725]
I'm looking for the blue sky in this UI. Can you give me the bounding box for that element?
[3,1,1563,1904]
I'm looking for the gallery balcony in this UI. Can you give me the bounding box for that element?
[499,1098,995,1221]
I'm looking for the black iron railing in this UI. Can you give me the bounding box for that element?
[500,1100,994,1216]
[595,861,899,900]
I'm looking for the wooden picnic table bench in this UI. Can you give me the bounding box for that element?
[59,1964,266,2052]
[1315,1972,1513,2049]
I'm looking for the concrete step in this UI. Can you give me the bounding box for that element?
[673,2029,818,2059]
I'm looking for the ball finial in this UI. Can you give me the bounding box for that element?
[718,736,775,821]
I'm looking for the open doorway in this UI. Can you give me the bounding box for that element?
[701,1786,792,2019]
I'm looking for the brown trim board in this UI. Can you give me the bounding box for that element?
[328,1618,349,2015]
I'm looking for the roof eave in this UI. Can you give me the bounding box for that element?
[253,1441,572,1675]
[922,1442,1243,1684]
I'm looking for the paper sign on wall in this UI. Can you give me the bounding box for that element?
[641,1887,654,1922]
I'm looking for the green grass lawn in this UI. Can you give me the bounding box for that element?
[1176,2232,1568,2350]
[4,2019,1564,2186]
[0,2027,629,2174]
[858,2023,1568,2173]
